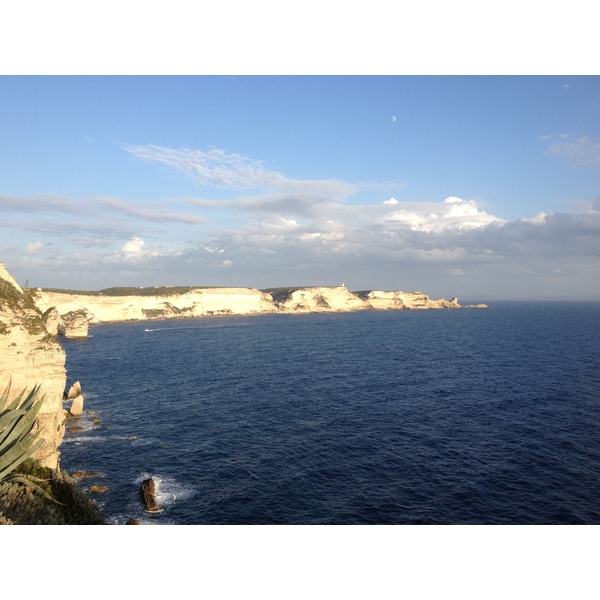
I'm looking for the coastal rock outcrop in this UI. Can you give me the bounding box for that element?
[59,309,90,338]
[69,394,84,417]
[140,478,160,512]
[64,381,84,416]
[0,262,67,469]
[360,290,461,310]
[272,286,368,313]
[41,306,61,335]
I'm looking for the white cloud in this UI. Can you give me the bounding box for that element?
[24,241,43,254]
[383,197,398,204]
[384,197,505,232]
[521,212,548,224]
[121,237,145,258]
[106,237,182,264]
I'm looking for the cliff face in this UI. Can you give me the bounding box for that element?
[276,286,368,312]
[33,285,481,332]
[34,287,279,324]
[364,290,461,310]
[0,263,67,469]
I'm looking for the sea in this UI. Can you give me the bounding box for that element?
[57,301,600,525]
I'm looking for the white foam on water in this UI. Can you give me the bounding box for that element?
[64,435,104,444]
[108,512,176,525]
[127,437,154,447]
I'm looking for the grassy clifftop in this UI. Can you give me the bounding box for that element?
[41,286,204,297]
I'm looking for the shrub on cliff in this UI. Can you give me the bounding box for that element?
[0,459,106,524]
[0,383,107,524]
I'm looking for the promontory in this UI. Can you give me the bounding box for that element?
[32,284,488,338]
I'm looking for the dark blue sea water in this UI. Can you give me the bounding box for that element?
[58,302,600,524]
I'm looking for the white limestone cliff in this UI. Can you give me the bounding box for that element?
[34,287,279,324]
[33,285,485,333]
[275,286,368,312]
[0,263,67,469]
[364,290,461,310]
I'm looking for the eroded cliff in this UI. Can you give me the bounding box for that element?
[0,263,67,469]
[33,284,484,333]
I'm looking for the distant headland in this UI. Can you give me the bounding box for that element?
[32,284,488,338]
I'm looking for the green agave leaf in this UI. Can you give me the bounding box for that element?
[0,408,28,434]
[2,388,27,414]
[0,409,28,446]
[0,383,41,415]
[0,380,11,413]
[0,431,44,481]
[0,383,47,488]
[19,386,42,412]
[1,400,43,450]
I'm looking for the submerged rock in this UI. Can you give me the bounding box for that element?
[90,485,108,493]
[70,471,99,479]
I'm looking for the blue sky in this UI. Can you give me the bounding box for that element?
[1,75,599,300]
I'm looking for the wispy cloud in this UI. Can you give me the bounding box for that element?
[545,134,600,167]
[94,196,207,225]
[124,144,374,200]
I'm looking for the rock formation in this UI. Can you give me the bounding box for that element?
[69,394,84,417]
[64,381,85,416]
[140,478,160,512]
[41,307,61,335]
[273,286,367,313]
[360,290,461,310]
[0,262,67,469]
[59,309,90,338]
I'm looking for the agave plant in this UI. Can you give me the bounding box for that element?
[0,380,58,501]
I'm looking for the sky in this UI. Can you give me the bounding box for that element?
[0,75,599,300]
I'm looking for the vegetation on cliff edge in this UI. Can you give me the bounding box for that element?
[41,286,218,296]
[0,383,106,524]
[0,459,106,524]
